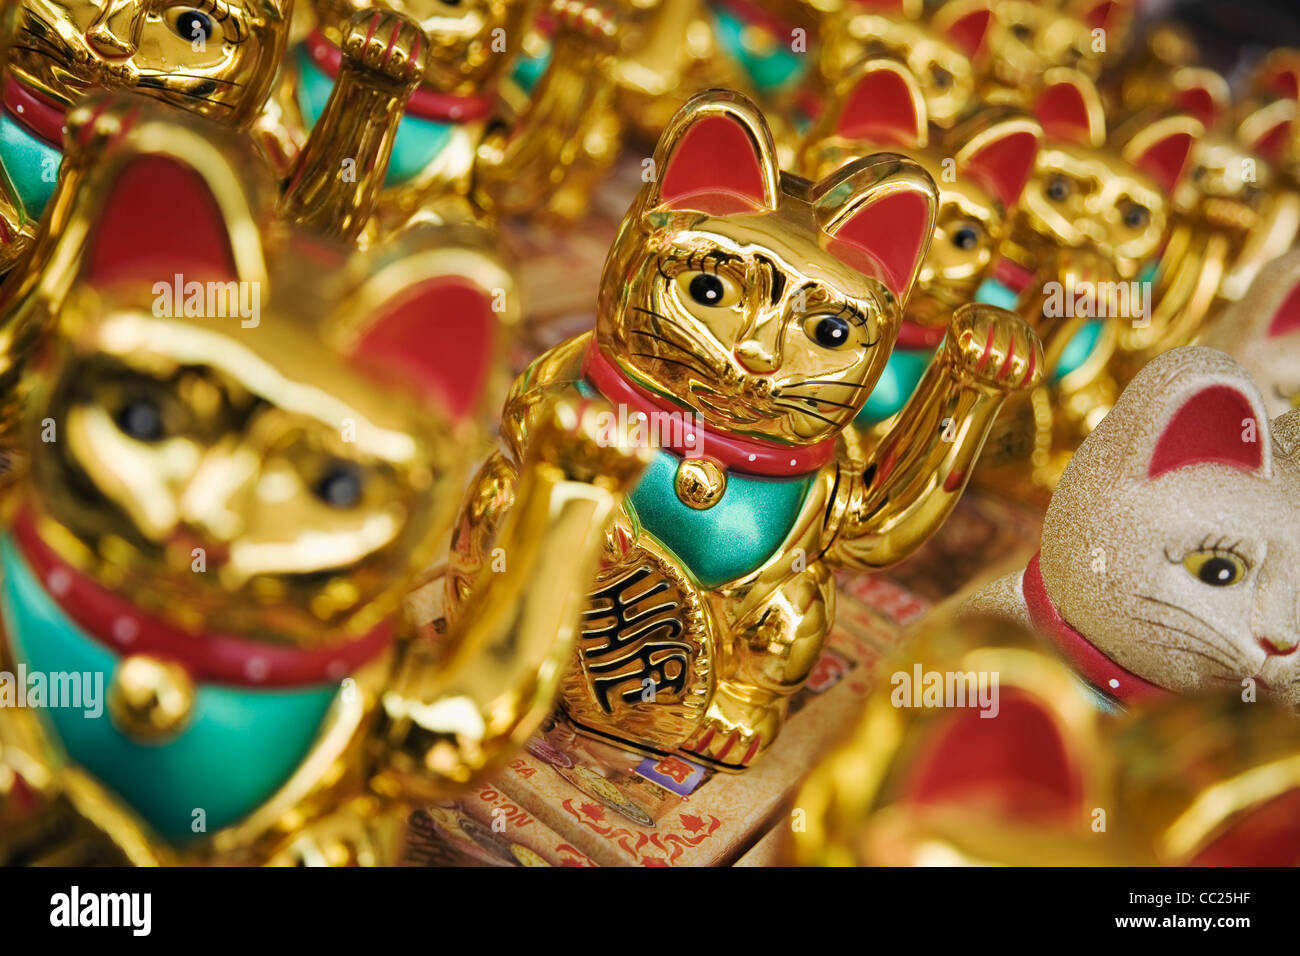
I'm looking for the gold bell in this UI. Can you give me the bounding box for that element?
[108,655,196,743]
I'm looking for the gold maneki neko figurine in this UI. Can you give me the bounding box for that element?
[447,90,1042,771]
[271,0,663,230]
[1,0,290,269]
[0,96,649,865]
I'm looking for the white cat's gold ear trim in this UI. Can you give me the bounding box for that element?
[643,90,782,216]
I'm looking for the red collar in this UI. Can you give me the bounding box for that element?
[13,510,393,688]
[1022,552,1170,705]
[897,319,946,349]
[304,29,495,123]
[581,341,838,477]
[992,257,1036,297]
[3,76,67,149]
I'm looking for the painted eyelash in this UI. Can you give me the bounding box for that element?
[1163,536,1251,565]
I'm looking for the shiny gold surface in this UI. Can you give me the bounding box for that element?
[0,97,644,864]
[450,90,1041,770]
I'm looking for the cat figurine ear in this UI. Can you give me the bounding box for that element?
[817,58,930,149]
[327,223,519,422]
[1116,112,1201,196]
[643,90,782,216]
[968,347,1297,707]
[813,153,939,300]
[1033,68,1107,147]
[952,108,1043,208]
[1237,98,1298,164]
[1172,67,1230,130]
[932,0,994,60]
[1204,246,1300,419]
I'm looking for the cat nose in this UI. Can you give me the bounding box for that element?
[733,340,779,374]
[85,24,135,59]
[86,0,141,59]
[1258,636,1298,657]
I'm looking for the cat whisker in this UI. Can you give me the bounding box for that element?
[628,326,714,369]
[630,352,710,379]
[1132,593,1240,659]
[1132,636,1241,673]
[145,73,246,88]
[774,400,843,428]
[775,390,859,411]
[1128,613,1248,671]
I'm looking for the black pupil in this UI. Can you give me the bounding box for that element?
[1124,204,1149,228]
[931,66,951,89]
[1199,557,1236,586]
[953,226,978,250]
[117,400,164,442]
[316,465,363,508]
[688,273,725,306]
[1013,24,1032,40]
[177,10,213,41]
[1047,178,1069,201]
[813,315,850,348]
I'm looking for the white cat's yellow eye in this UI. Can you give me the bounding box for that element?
[1183,550,1247,587]
[675,271,741,310]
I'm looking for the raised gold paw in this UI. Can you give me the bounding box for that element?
[944,303,1044,392]
[340,9,428,88]
[529,396,653,493]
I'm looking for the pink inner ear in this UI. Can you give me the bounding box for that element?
[1268,282,1300,337]
[82,156,237,287]
[900,692,1083,825]
[1082,0,1120,30]
[1250,117,1293,163]
[833,69,923,147]
[1175,86,1219,129]
[826,190,931,297]
[943,8,992,58]
[1265,67,1300,101]
[347,277,496,421]
[962,130,1039,207]
[1148,385,1263,478]
[1132,130,1195,194]
[1035,82,1095,144]
[658,114,770,215]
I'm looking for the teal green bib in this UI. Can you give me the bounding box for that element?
[974,276,1021,310]
[625,450,813,589]
[509,42,551,95]
[856,346,934,427]
[0,534,338,842]
[0,113,60,224]
[296,44,454,188]
[710,5,808,94]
